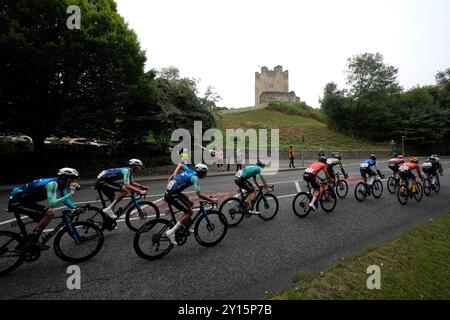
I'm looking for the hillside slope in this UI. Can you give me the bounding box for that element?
[217,108,387,150]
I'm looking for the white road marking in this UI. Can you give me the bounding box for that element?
[294,181,302,193]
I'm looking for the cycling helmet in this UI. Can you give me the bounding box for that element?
[129,159,143,166]
[410,157,419,164]
[430,154,438,161]
[332,153,341,160]
[194,163,208,172]
[256,160,265,167]
[319,156,327,164]
[397,154,405,160]
[370,154,377,160]
[57,168,79,177]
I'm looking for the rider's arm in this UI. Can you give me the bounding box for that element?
[415,165,425,180]
[168,163,186,181]
[322,165,332,181]
[374,163,383,178]
[339,161,348,178]
[192,176,216,203]
[46,182,72,208]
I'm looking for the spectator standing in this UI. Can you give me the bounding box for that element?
[288,146,296,168]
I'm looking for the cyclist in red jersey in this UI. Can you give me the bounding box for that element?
[398,157,425,193]
[303,156,332,211]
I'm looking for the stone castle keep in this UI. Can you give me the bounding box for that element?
[255,65,300,105]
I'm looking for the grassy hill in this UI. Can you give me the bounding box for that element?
[217,106,387,151]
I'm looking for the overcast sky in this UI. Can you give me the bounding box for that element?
[115,0,450,108]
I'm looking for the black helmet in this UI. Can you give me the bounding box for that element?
[256,160,265,168]
[319,156,327,164]
[370,154,377,160]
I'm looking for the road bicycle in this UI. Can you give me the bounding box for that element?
[0,208,104,276]
[423,174,441,196]
[80,188,160,232]
[219,185,279,227]
[397,179,423,205]
[354,177,384,202]
[292,179,337,219]
[133,200,227,261]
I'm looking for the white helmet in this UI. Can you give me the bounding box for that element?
[194,163,208,173]
[129,159,143,166]
[57,167,79,177]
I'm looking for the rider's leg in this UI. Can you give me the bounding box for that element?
[166,194,193,244]
[27,207,54,250]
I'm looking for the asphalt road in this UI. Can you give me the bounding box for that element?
[0,160,449,300]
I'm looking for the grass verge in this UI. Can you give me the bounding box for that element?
[270,213,450,299]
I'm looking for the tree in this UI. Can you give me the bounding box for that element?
[0,0,150,153]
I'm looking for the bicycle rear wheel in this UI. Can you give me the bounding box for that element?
[335,180,348,198]
[413,182,423,202]
[194,211,228,247]
[134,219,174,260]
[79,205,106,231]
[0,231,25,277]
[125,201,160,232]
[397,184,408,205]
[292,192,312,218]
[256,194,279,221]
[54,221,104,263]
[372,180,384,199]
[423,178,431,196]
[387,177,397,194]
[354,182,368,202]
[219,197,245,227]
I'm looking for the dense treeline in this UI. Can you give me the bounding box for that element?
[321,53,450,154]
[0,0,217,155]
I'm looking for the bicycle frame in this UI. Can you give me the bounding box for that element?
[12,210,81,245]
[166,201,212,228]
[96,188,146,219]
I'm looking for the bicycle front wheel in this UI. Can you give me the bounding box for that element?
[292,192,312,218]
[219,197,245,227]
[372,180,384,199]
[194,211,228,247]
[125,201,160,232]
[54,221,104,263]
[256,194,279,221]
[335,180,348,198]
[320,188,337,212]
[134,219,174,260]
[0,231,25,277]
[79,205,106,231]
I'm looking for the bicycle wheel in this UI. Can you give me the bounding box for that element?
[292,192,312,218]
[79,205,106,231]
[256,194,279,221]
[320,188,337,212]
[423,178,431,196]
[194,210,228,247]
[335,180,348,198]
[372,180,384,199]
[125,201,160,232]
[387,177,397,194]
[413,182,423,202]
[53,221,104,263]
[219,197,245,227]
[134,218,174,260]
[0,231,25,277]
[354,182,368,202]
[397,184,408,205]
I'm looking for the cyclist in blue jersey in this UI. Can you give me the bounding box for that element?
[95,159,149,219]
[164,163,218,245]
[7,168,80,251]
[234,160,272,214]
[360,154,384,187]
